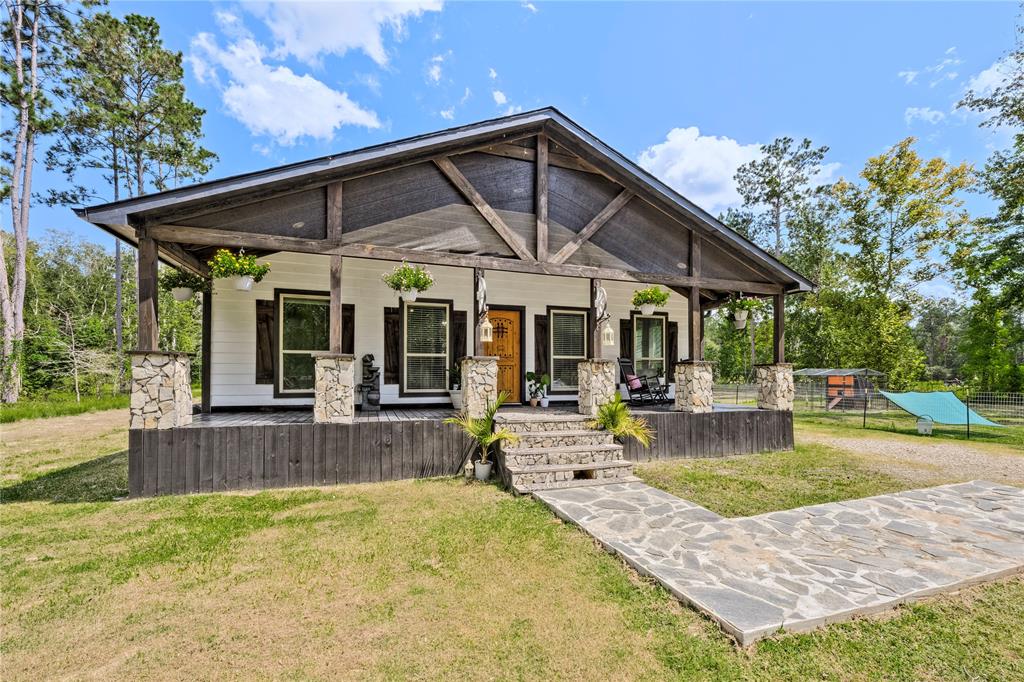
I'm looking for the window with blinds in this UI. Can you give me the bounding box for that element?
[634,315,666,380]
[550,310,587,389]
[279,294,330,392]
[404,302,449,392]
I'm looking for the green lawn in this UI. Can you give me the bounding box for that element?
[0,393,130,423]
[1,409,1022,680]
[794,409,1024,451]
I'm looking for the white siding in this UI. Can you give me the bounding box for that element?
[209,253,689,407]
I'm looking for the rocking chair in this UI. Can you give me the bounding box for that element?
[617,358,670,406]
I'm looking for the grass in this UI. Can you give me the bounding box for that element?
[0,393,130,423]
[1,408,1022,680]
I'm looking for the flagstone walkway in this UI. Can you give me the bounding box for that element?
[535,480,1024,645]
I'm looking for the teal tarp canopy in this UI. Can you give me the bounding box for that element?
[880,391,1005,427]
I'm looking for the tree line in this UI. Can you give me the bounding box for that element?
[2,3,1022,402]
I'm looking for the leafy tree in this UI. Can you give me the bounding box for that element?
[734,137,830,256]
[958,290,1024,392]
[835,137,973,301]
[911,298,964,381]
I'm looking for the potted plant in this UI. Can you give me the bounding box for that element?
[382,260,434,302]
[632,286,670,316]
[525,371,551,408]
[158,269,211,301]
[208,249,271,291]
[445,391,519,481]
[725,296,760,330]
[448,365,463,410]
[588,394,655,447]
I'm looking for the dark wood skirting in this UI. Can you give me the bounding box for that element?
[127,408,793,498]
[618,409,793,462]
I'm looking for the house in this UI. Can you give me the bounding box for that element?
[76,108,813,497]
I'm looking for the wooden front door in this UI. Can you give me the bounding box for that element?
[484,309,522,403]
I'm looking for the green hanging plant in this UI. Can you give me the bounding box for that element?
[381,260,435,293]
[158,269,211,294]
[207,249,271,282]
[631,286,670,308]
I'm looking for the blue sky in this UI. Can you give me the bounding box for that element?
[34,1,1017,294]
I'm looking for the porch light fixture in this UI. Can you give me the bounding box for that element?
[601,321,615,347]
[479,314,494,343]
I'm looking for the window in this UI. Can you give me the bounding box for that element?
[404,302,449,393]
[550,310,587,390]
[279,294,330,393]
[634,315,666,380]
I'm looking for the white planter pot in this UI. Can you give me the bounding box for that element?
[449,389,463,411]
[401,289,418,302]
[171,287,194,302]
[540,397,550,408]
[916,417,934,436]
[734,309,749,322]
[640,303,656,316]
[474,461,493,481]
[234,275,254,291]
[733,318,747,330]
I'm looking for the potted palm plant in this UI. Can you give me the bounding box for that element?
[632,286,670,316]
[588,394,655,447]
[159,269,211,301]
[382,260,434,302]
[208,249,271,291]
[445,391,519,481]
[525,371,550,407]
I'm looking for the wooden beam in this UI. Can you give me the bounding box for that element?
[550,189,634,265]
[432,156,536,262]
[327,181,343,241]
[474,142,601,174]
[687,286,701,361]
[773,293,785,363]
[156,240,209,277]
[137,230,159,351]
[473,268,485,356]
[148,224,335,254]
[590,279,601,360]
[330,255,343,353]
[201,289,212,413]
[536,134,549,261]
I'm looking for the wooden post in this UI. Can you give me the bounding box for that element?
[201,289,212,413]
[773,293,785,363]
[473,267,485,356]
[590,278,601,360]
[536,133,549,261]
[137,229,159,351]
[687,231,702,361]
[329,255,343,353]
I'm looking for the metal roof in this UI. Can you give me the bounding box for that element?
[74,107,815,292]
[793,368,886,377]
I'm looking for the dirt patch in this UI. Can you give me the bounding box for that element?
[800,431,1024,486]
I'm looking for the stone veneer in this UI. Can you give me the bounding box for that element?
[755,363,795,411]
[313,353,356,424]
[461,356,498,418]
[577,358,618,416]
[129,351,193,429]
[673,361,714,413]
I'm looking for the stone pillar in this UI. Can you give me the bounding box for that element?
[461,356,498,418]
[673,361,714,414]
[313,353,356,424]
[129,351,193,429]
[755,363,795,411]
[577,358,617,417]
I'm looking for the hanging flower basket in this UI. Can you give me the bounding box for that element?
[159,269,211,301]
[382,261,434,300]
[207,249,270,293]
[631,286,670,316]
[725,296,761,331]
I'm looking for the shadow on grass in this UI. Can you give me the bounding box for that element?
[1,451,129,504]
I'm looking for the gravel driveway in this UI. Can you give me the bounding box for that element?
[801,431,1024,486]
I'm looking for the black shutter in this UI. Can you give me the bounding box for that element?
[534,314,549,376]
[452,310,467,360]
[384,307,400,384]
[667,321,679,374]
[619,319,632,359]
[342,304,355,355]
[256,300,275,384]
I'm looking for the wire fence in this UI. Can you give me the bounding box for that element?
[712,383,1024,426]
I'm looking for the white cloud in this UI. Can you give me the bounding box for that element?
[426,52,448,84]
[965,57,1014,98]
[503,105,523,115]
[488,67,497,79]
[636,127,762,214]
[521,2,538,12]
[898,48,963,88]
[904,106,946,125]
[245,1,443,67]
[190,33,380,146]
[492,89,508,105]
[459,87,471,104]
[897,70,918,85]
[439,107,454,120]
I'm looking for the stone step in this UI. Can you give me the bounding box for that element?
[495,413,594,433]
[513,429,615,448]
[505,459,636,493]
[517,475,643,494]
[499,442,624,467]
